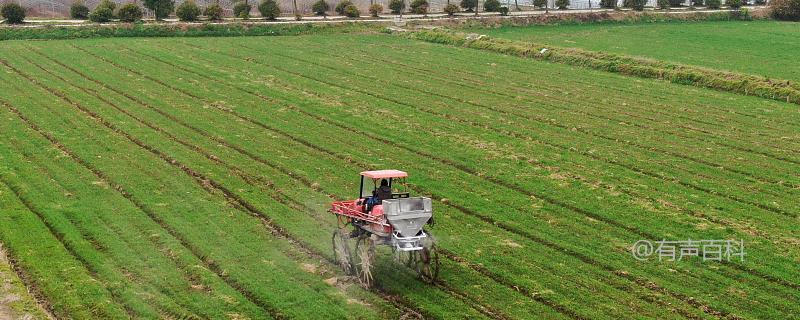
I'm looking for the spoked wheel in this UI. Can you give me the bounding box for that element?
[414,239,440,283]
[395,249,416,268]
[354,235,376,287]
[331,229,354,276]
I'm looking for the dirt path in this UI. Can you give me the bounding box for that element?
[0,243,52,320]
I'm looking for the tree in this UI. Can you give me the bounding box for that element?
[443,3,459,14]
[770,0,800,20]
[599,0,616,8]
[623,0,646,9]
[312,0,329,15]
[88,6,113,22]
[368,3,382,16]
[258,0,280,19]
[533,0,546,8]
[203,3,223,19]
[335,0,353,14]
[410,0,428,13]
[343,3,359,16]
[117,3,143,21]
[95,0,116,12]
[70,1,90,19]
[233,1,252,18]
[1,3,25,24]
[460,0,476,11]
[483,0,501,11]
[143,0,175,20]
[388,0,405,13]
[176,0,201,21]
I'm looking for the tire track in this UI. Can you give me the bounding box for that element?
[70,45,744,319]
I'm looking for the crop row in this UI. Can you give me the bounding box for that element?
[3,35,796,318]
[126,35,800,312]
[258,39,800,204]
[69,37,800,318]
[0,60,403,319]
[26,37,800,318]
[358,39,800,155]
[4,43,708,320]
[178,35,796,248]
[25,45,655,320]
[0,47,552,320]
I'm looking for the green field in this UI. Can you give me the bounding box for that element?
[475,20,800,81]
[0,29,799,319]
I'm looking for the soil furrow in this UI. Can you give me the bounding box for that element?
[0,61,288,320]
[334,46,800,170]
[261,48,800,208]
[0,118,138,319]
[77,43,754,318]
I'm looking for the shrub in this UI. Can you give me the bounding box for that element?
[770,0,800,19]
[203,3,223,19]
[410,0,428,13]
[624,0,646,9]
[668,0,682,6]
[483,0,501,11]
[70,1,90,19]
[443,3,459,14]
[117,3,143,21]
[691,0,703,5]
[555,0,569,9]
[95,0,116,12]
[312,0,329,15]
[176,0,201,21]
[599,0,615,7]
[89,6,113,22]
[533,0,547,7]
[498,5,508,14]
[233,1,251,18]
[388,0,405,13]
[460,0,476,11]
[1,3,25,24]
[727,0,742,7]
[658,0,670,8]
[343,3,359,16]
[335,0,352,14]
[368,3,382,16]
[143,0,175,20]
[706,0,720,7]
[258,0,280,19]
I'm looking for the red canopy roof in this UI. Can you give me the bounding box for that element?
[360,169,408,179]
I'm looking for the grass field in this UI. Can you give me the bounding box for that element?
[0,30,799,319]
[475,20,800,81]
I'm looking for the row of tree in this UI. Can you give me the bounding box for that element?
[3,0,798,24]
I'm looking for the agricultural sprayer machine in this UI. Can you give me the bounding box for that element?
[329,170,439,287]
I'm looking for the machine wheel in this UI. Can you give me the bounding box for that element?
[354,235,376,287]
[415,239,440,283]
[395,249,416,268]
[332,229,354,276]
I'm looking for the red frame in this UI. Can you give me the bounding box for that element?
[329,200,390,226]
